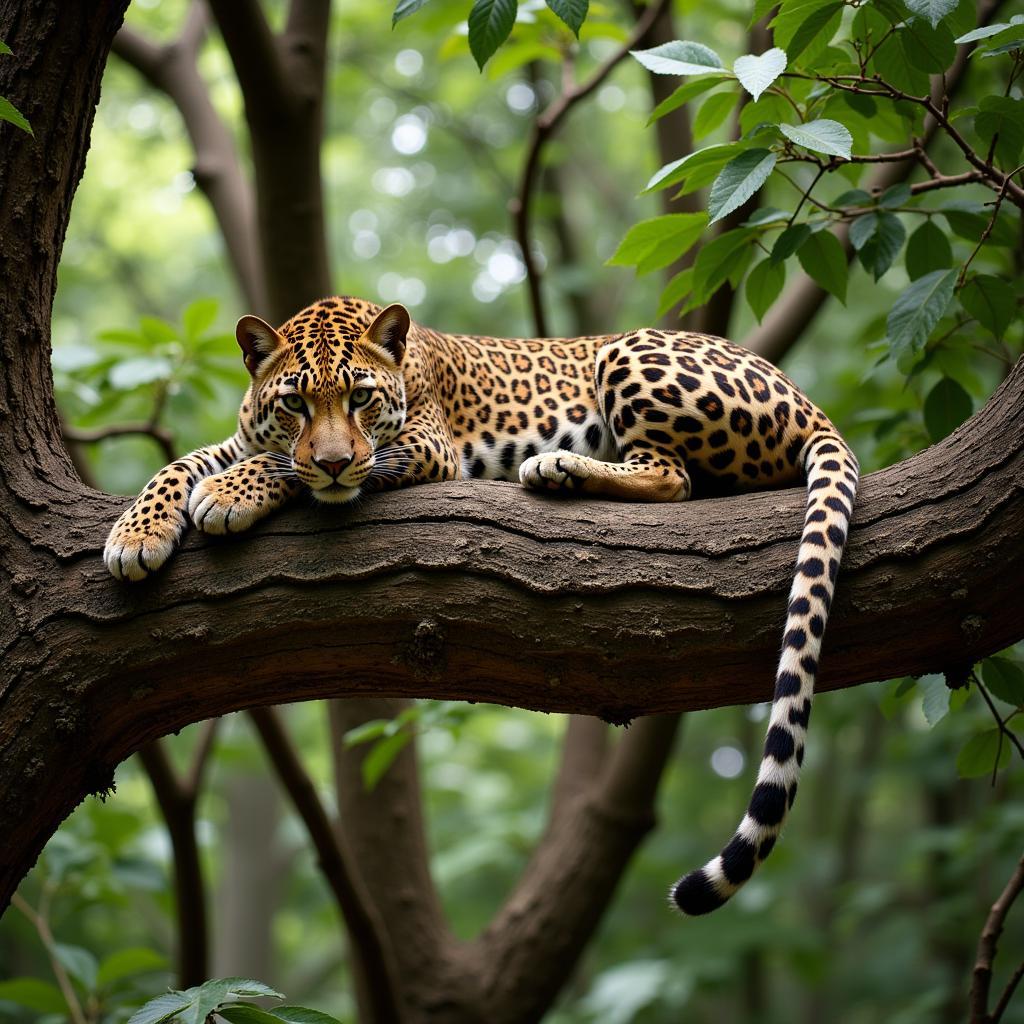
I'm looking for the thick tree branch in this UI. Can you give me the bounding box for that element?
[247,707,401,1024]
[206,0,331,320]
[3,358,1024,913]
[112,5,266,311]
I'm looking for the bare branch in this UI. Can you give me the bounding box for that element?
[248,707,402,1024]
[511,0,672,334]
[137,739,210,986]
[112,5,266,310]
[63,421,177,465]
[969,851,1024,1023]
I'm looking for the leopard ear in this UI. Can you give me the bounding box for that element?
[364,303,410,366]
[236,315,284,375]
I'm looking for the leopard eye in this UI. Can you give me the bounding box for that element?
[281,393,306,414]
[350,387,372,409]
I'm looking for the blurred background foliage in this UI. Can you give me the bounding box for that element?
[2,0,1023,1020]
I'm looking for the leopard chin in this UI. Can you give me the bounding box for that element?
[310,483,361,504]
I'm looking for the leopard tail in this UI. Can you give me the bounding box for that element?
[671,430,859,915]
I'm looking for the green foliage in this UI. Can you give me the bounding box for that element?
[124,979,339,1024]
[6,2,1024,1022]
[0,40,32,134]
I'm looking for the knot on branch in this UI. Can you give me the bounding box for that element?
[400,618,447,681]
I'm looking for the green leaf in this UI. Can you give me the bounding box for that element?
[343,717,393,746]
[796,229,847,303]
[905,0,957,28]
[923,376,973,441]
[467,0,517,69]
[691,228,753,302]
[692,89,739,140]
[746,258,786,321]
[273,1009,344,1024]
[707,148,776,224]
[183,298,219,341]
[0,95,32,134]
[97,948,169,988]
[905,220,952,279]
[643,142,739,193]
[878,183,912,209]
[961,274,1016,339]
[362,730,414,789]
[392,0,431,25]
[606,212,707,269]
[223,980,285,1000]
[0,39,12,55]
[733,48,787,102]
[974,96,1024,167]
[886,268,956,357]
[956,729,1011,778]
[955,15,1024,44]
[982,658,1024,707]
[743,206,789,227]
[980,38,1024,56]
[772,0,844,63]
[127,992,194,1024]
[109,356,174,390]
[0,979,68,1015]
[779,118,852,158]
[629,40,724,76]
[770,223,811,263]
[218,1008,283,1024]
[54,943,99,990]
[646,76,731,124]
[545,0,588,36]
[184,980,233,1024]
[139,316,179,345]
[657,267,694,316]
[919,674,951,726]
[850,211,906,280]
[900,19,957,74]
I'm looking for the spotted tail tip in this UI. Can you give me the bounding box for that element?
[671,868,728,916]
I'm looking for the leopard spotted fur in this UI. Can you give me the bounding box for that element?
[104,295,859,914]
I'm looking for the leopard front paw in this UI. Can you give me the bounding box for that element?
[519,449,590,492]
[104,502,186,581]
[188,474,263,535]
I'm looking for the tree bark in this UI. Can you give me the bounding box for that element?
[2,356,1023,908]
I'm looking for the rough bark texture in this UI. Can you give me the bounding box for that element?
[1,358,1023,909]
[3,7,1024,1023]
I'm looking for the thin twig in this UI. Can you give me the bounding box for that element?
[11,892,88,1024]
[973,672,1024,765]
[969,851,1024,1023]
[958,164,1024,286]
[63,422,177,466]
[511,0,671,334]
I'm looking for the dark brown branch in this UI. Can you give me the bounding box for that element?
[137,737,213,987]
[205,0,331,320]
[63,421,177,464]
[4,355,1024,916]
[511,0,671,334]
[247,707,401,1024]
[112,5,266,311]
[969,851,1024,1023]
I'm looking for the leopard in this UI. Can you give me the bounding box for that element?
[103,295,859,915]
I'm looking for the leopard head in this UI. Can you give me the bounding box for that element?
[236,300,409,503]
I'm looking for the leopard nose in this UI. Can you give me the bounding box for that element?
[314,456,352,478]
